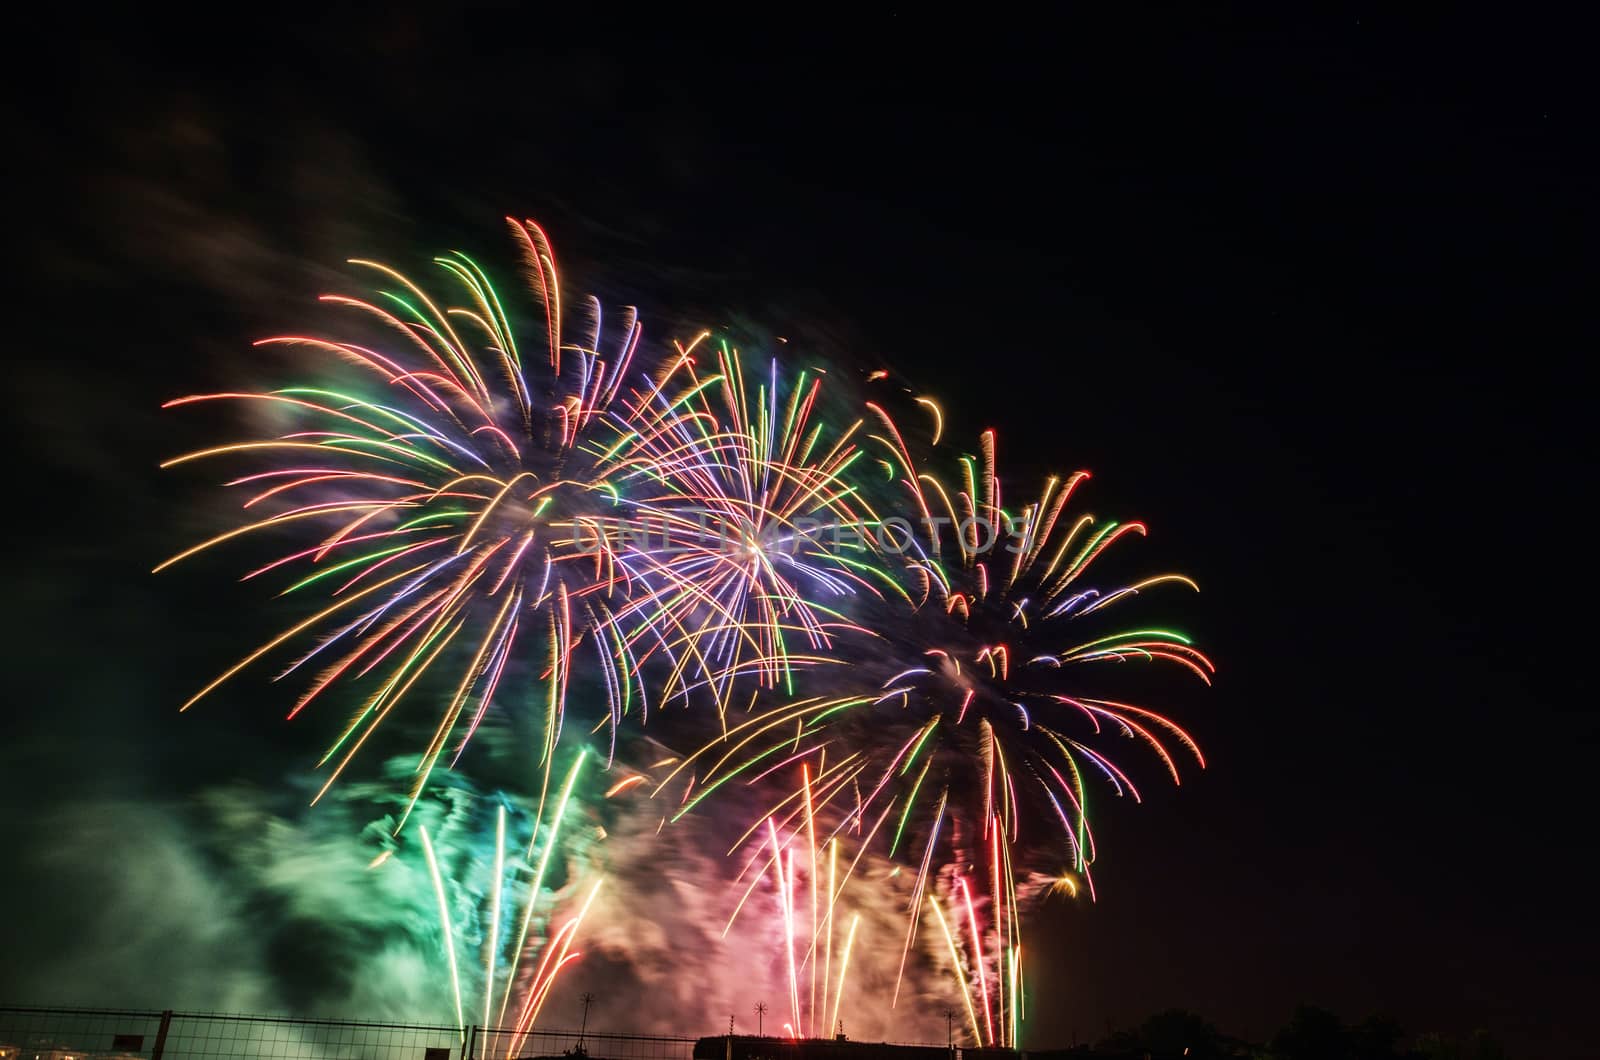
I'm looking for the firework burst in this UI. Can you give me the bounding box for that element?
[160,219,1213,1042]
[653,394,1212,1044]
[157,220,662,823]
[583,336,903,725]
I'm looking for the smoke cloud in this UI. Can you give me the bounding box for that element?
[1,745,954,1044]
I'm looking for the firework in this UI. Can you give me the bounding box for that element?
[583,336,902,725]
[405,751,602,1050]
[159,217,1211,1040]
[157,224,911,822]
[728,766,870,1040]
[156,220,688,824]
[653,398,1212,1044]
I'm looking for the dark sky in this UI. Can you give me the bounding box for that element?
[6,10,1595,1059]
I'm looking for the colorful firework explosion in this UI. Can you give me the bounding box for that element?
[161,220,1211,1042]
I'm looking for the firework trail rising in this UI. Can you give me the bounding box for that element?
[404,751,600,1048]
[576,751,951,1043]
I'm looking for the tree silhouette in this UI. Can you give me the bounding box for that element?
[1348,1014,1405,1060]
[1102,1008,1230,1059]
[1413,1029,1509,1060]
[1271,1006,1350,1060]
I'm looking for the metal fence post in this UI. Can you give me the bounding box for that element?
[150,1011,174,1060]
[466,1024,478,1060]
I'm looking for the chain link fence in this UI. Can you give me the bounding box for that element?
[479,1028,695,1060]
[0,1008,697,1060]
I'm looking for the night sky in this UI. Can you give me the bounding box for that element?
[6,11,1594,1059]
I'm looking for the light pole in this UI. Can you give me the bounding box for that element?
[754,1002,768,1037]
[578,993,596,1053]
